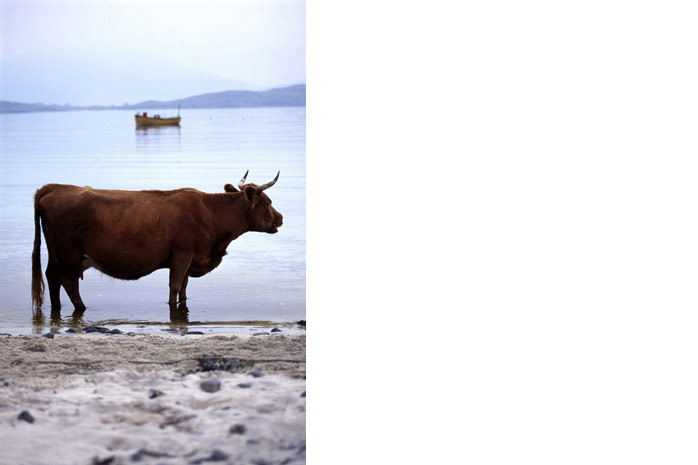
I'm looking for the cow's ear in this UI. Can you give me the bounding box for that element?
[224,183,238,193]
[243,185,258,208]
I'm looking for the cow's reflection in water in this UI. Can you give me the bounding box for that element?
[32,302,192,334]
[168,301,191,333]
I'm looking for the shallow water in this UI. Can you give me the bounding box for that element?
[0,107,305,333]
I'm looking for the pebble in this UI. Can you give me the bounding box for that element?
[247,369,263,378]
[200,378,221,393]
[84,326,111,334]
[271,328,282,333]
[65,328,78,333]
[92,456,115,465]
[229,423,246,435]
[17,410,34,424]
[41,332,54,339]
[190,450,228,464]
[148,389,164,399]
[237,382,252,389]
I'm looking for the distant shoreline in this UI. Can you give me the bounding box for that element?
[0,84,305,114]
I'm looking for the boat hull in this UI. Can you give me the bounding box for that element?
[135,116,181,126]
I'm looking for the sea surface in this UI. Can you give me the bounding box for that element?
[0,107,305,334]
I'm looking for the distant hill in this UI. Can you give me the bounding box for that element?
[0,85,305,113]
[130,84,305,110]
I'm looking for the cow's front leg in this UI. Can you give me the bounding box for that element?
[169,254,193,304]
[179,275,189,302]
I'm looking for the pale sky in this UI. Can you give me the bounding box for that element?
[0,0,305,89]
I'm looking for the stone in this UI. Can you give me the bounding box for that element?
[300,391,306,398]
[200,378,221,393]
[190,450,229,464]
[108,328,122,334]
[83,326,110,333]
[271,328,282,333]
[237,382,252,389]
[208,450,228,461]
[252,332,269,336]
[296,320,306,326]
[17,410,34,423]
[229,423,246,435]
[91,456,115,465]
[41,332,54,339]
[65,328,78,333]
[247,369,263,378]
[148,389,164,399]
[183,331,204,335]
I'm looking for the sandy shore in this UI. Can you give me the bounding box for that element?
[0,333,306,465]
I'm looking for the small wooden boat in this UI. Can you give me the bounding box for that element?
[135,108,181,126]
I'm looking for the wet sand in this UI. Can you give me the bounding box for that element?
[0,333,306,465]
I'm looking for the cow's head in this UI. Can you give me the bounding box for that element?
[225,171,283,234]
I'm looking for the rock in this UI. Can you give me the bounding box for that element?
[126,332,136,336]
[252,332,269,336]
[190,450,229,464]
[65,328,78,333]
[41,332,54,339]
[200,378,221,393]
[131,449,173,461]
[108,328,122,334]
[237,382,252,389]
[183,331,204,335]
[0,378,9,387]
[209,450,228,461]
[17,410,34,423]
[83,326,110,333]
[247,369,263,378]
[296,320,306,326]
[148,389,164,399]
[91,456,115,465]
[229,423,246,435]
[271,328,282,333]
[300,391,306,398]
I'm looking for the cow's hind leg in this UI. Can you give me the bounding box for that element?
[61,274,86,311]
[46,261,62,311]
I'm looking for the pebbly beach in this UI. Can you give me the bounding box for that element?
[0,332,306,465]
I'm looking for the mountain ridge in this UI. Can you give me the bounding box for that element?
[0,84,305,113]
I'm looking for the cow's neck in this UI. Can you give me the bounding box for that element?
[206,193,251,242]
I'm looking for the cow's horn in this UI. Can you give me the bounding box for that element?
[238,170,249,190]
[257,171,280,192]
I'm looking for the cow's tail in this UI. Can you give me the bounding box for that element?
[31,190,45,310]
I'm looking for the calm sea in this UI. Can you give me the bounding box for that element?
[0,107,305,334]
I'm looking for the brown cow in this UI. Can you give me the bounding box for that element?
[31,171,283,312]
